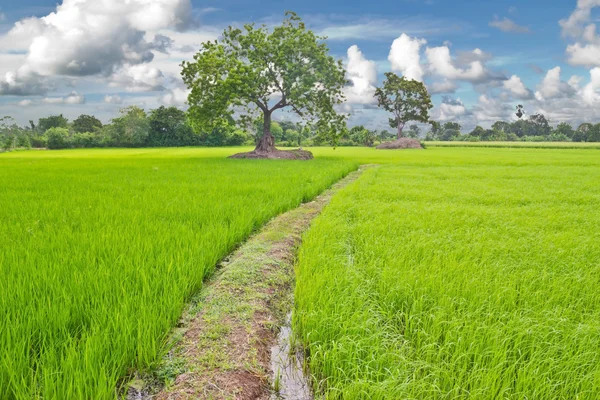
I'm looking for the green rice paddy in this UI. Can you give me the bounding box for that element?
[2,146,599,399]
[295,147,600,398]
[0,148,356,399]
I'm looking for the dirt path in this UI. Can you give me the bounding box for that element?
[128,166,369,400]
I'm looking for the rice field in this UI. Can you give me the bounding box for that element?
[294,148,600,399]
[3,146,600,399]
[424,141,600,149]
[0,148,357,399]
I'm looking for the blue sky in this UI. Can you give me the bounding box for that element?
[1,0,599,130]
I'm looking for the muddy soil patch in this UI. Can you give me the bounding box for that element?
[229,149,314,160]
[376,138,423,149]
[127,167,369,400]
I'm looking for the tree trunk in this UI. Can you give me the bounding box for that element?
[254,110,275,153]
[396,121,405,140]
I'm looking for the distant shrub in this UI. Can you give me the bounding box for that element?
[46,127,71,149]
[226,130,249,146]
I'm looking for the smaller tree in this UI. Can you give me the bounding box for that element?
[407,124,421,139]
[375,72,432,139]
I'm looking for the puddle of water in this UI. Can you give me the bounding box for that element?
[271,313,313,400]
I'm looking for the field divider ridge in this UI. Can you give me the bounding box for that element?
[125,165,374,400]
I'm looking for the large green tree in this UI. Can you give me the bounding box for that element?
[375,72,432,139]
[181,12,347,154]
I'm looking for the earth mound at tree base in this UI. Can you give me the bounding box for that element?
[229,148,314,160]
[376,138,424,150]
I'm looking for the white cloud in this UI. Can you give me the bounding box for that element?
[489,17,531,34]
[109,64,165,92]
[566,42,600,66]
[426,46,492,83]
[43,91,85,105]
[388,34,426,81]
[104,95,123,104]
[429,79,458,94]
[0,0,193,94]
[581,67,600,104]
[561,1,600,67]
[534,67,576,100]
[344,45,377,104]
[503,75,533,99]
[18,99,33,107]
[434,96,467,121]
[160,87,190,106]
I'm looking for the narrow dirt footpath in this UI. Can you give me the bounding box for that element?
[132,167,368,400]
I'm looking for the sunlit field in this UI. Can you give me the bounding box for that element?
[295,147,600,398]
[424,141,600,149]
[0,148,357,399]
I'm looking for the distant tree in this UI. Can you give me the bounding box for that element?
[375,72,432,139]
[529,113,551,136]
[148,106,194,146]
[407,124,421,138]
[425,121,442,141]
[469,126,485,137]
[440,122,461,141]
[516,104,525,119]
[492,121,511,133]
[271,122,284,143]
[574,123,593,142]
[378,130,394,142]
[554,122,574,139]
[38,114,69,133]
[109,106,149,147]
[182,11,347,154]
[73,114,103,134]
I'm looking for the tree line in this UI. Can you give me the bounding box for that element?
[425,114,600,142]
[0,106,326,151]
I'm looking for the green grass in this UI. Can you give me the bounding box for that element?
[0,148,357,399]
[424,141,600,149]
[294,148,600,399]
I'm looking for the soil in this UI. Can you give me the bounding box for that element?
[127,167,370,400]
[376,138,424,150]
[229,149,314,160]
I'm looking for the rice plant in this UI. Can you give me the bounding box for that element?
[295,148,600,399]
[0,148,357,399]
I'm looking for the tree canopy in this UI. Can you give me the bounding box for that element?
[181,11,347,154]
[375,72,433,139]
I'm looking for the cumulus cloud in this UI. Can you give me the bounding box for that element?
[104,95,123,104]
[503,75,533,99]
[43,91,85,105]
[18,99,33,107]
[434,96,467,121]
[489,17,531,34]
[425,46,499,83]
[560,1,600,67]
[160,87,190,106]
[344,45,377,104]
[388,34,427,81]
[429,79,458,94]
[534,67,576,100]
[581,67,600,104]
[109,64,165,92]
[0,68,50,95]
[0,0,193,94]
